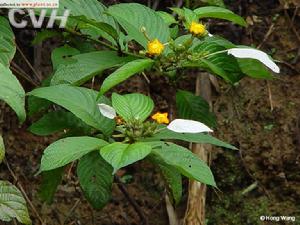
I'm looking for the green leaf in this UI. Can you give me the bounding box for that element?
[27,96,51,116]
[50,0,118,43]
[237,58,273,79]
[143,128,237,150]
[107,3,170,48]
[192,37,243,83]
[29,110,90,136]
[0,136,5,164]
[0,64,26,122]
[194,6,247,27]
[77,151,113,209]
[112,93,154,122]
[100,142,152,173]
[151,142,216,186]
[38,167,65,204]
[72,16,119,42]
[170,7,197,28]
[183,8,198,27]
[51,51,134,86]
[176,90,216,127]
[51,45,80,71]
[32,30,62,45]
[41,136,108,171]
[0,16,15,67]
[59,0,112,21]
[0,181,31,224]
[149,155,182,205]
[199,58,232,82]
[57,0,117,28]
[99,59,153,95]
[156,11,178,26]
[28,85,115,135]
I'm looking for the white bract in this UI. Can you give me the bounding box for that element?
[167,119,213,133]
[227,48,280,73]
[98,103,116,119]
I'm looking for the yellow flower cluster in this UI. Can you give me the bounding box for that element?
[189,21,206,36]
[151,112,170,124]
[147,39,164,56]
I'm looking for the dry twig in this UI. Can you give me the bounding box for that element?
[4,158,45,225]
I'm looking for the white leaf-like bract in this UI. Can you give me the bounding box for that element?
[227,48,280,73]
[167,119,213,133]
[98,103,116,119]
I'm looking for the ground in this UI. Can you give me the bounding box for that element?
[0,0,299,224]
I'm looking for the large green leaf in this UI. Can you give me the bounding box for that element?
[192,37,243,83]
[28,85,115,135]
[51,51,134,86]
[71,16,119,43]
[99,59,153,95]
[237,58,273,79]
[0,181,31,224]
[112,93,154,122]
[51,45,80,71]
[0,64,26,122]
[100,142,152,173]
[35,0,118,44]
[149,155,182,205]
[194,6,247,27]
[29,110,90,136]
[0,16,15,67]
[41,136,108,171]
[38,167,65,204]
[77,151,113,209]
[143,127,237,150]
[176,90,216,127]
[156,11,178,26]
[59,0,117,35]
[198,58,230,81]
[151,142,216,186]
[107,3,170,48]
[59,0,113,22]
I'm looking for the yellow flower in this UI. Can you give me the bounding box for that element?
[151,112,170,124]
[189,21,206,36]
[147,39,164,56]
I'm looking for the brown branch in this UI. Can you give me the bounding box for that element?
[266,81,274,111]
[62,199,81,225]
[4,158,45,225]
[258,23,275,49]
[11,62,39,87]
[115,176,148,225]
[16,44,43,83]
[284,8,300,43]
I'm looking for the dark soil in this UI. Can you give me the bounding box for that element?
[0,0,300,225]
